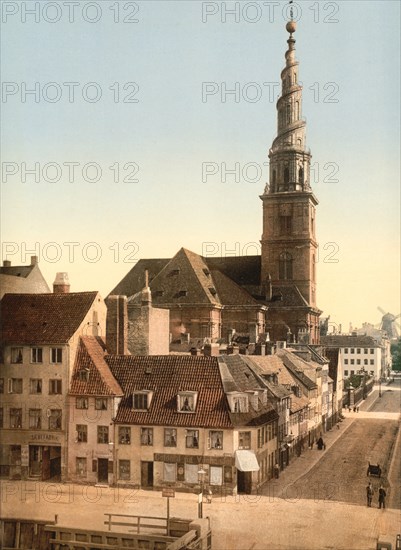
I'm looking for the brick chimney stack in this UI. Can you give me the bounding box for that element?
[53,272,70,294]
[106,295,128,355]
[31,256,38,266]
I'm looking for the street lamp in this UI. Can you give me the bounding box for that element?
[197,468,206,518]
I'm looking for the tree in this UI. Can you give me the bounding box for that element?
[390,339,401,371]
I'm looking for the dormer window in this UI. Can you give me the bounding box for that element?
[203,268,210,276]
[209,288,217,296]
[170,269,180,276]
[227,392,249,413]
[177,391,197,413]
[178,290,188,297]
[154,290,164,297]
[78,369,90,382]
[133,390,153,410]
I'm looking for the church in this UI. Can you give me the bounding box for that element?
[110,19,322,346]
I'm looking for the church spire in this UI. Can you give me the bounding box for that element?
[266,14,311,195]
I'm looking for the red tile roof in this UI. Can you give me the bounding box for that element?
[106,355,233,429]
[70,336,123,397]
[0,292,98,344]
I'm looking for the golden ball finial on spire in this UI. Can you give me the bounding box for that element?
[286,20,296,34]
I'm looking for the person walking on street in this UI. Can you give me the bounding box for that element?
[274,463,280,479]
[378,485,386,509]
[366,482,374,507]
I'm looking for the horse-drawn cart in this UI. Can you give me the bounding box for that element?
[367,462,382,478]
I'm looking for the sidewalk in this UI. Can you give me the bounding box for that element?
[268,387,382,496]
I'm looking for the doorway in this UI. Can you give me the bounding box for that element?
[98,458,109,483]
[237,471,252,494]
[141,461,153,488]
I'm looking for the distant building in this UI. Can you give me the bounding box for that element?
[0,256,50,298]
[321,334,383,380]
[0,285,107,481]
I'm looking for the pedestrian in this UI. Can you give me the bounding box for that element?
[274,463,280,479]
[348,407,351,412]
[353,406,356,412]
[366,482,374,507]
[357,406,360,412]
[378,485,386,509]
[336,423,340,430]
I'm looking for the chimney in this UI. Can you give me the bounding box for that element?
[203,342,220,357]
[31,256,38,266]
[190,347,201,356]
[106,295,128,355]
[3,260,11,267]
[53,272,70,294]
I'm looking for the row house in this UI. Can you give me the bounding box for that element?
[68,345,278,495]
[0,282,107,481]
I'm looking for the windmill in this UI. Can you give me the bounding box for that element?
[377,307,401,339]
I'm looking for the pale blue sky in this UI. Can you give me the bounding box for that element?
[1,0,400,331]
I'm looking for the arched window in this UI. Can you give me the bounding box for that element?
[284,167,290,184]
[299,167,304,184]
[295,101,300,119]
[279,252,293,280]
[272,169,276,186]
[286,104,291,124]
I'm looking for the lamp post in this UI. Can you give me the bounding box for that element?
[197,468,206,519]
[379,378,382,398]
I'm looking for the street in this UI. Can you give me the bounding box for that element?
[1,381,400,549]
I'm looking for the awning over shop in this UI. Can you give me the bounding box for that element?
[235,450,260,472]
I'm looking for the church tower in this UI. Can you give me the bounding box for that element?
[260,18,321,344]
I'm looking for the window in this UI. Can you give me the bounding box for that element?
[284,166,290,183]
[185,429,199,449]
[344,370,348,377]
[140,427,153,446]
[232,395,248,413]
[8,378,22,394]
[29,409,42,429]
[184,463,199,483]
[280,216,292,235]
[95,398,107,410]
[209,431,223,450]
[164,428,177,447]
[76,457,87,477]
[370,349,374,354]
[76,424,87,443]
[97,426,109,444]
[0,408,3,428]
[364,359,368,365]
[350,348,355,354]
[210,466,223,486]
[133,392,152,410]
[357,348,361,354]
[29,379,42,394]
[351,370,355,376]
[0,378,4,393]
[31,348,43,363]
[76,397,88,409]
[350,359,354,365]
[357,359,361,365]
[298,167,304,184]
[163,462,176,482]
[49,409,62,430]
[50,348,62,363]
[78,369,90,382]
[11,347,23,363]
[344,348,348,354]
[49,379,62,395]
[119,460,130,480]
[178,290,187,297]
[239,432,251,450]
[344,359,348,365]
[370,359,374,365]
[364,349,368,354]
[177,392,197,413]
[279,252,293,280]
[119,427,131,445]
[10,408,22,429]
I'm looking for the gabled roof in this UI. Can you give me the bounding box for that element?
[277,350,318,390]
[70,337,123,397]
[218,355,279,426]
[243,355,296,387]
[106,355,233,428]
[0,265,34,277]
[290,393,310,414]
[321,335,379,348]
[0,292,98,345]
